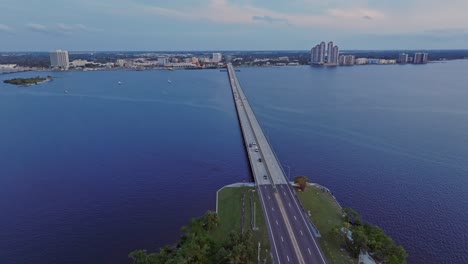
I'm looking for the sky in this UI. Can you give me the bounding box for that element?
[1,0,468,51]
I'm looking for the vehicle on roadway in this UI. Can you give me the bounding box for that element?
[258,158,262,162]
[254,148,259,152]
[252,141,256,145]
[263,175,268,180]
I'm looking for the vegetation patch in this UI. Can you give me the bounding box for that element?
[129,186,271,264]
[298,184,408,264]
[3,76,52,86]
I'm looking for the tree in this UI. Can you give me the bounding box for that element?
[294,176,309,191]
[342,208,362,226]
[203,211,219,231]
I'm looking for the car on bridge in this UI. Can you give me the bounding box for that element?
[258,158,262,162]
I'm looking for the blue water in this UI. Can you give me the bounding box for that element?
[1,62,468,263]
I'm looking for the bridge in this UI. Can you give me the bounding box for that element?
[227,63,328,264]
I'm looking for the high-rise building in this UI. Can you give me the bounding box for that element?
[318,42,326,63]
[327,42,333,63]
[398,53,409,64]
[311,45,320,64]
[331,45,339,65]
[339,55,355,66]
[413,52,429,64]
[422,53,429,64]
[212,53,222,63]
[49,50,69,69]
[311,41,339,65]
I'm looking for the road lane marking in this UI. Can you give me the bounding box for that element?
[274,193,306,264]
[272,207,275,211]
[281,236,284,242]
[283,192,286,195]
[283,184,327,264]
[300,230,303,236]
[276,220,279,225]
[308,248,312,255]
[294,216,297,221]
[268,196,270,200]
[288,203,291,207]
[287,256,290,262]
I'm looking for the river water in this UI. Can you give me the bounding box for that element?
[1,61,468,263]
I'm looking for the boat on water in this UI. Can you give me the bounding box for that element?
[118,81,122,85]
[64,90,69,93]
[167,68,174,71]
[167,80,172,83]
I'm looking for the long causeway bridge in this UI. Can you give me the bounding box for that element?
[227,63,328,264]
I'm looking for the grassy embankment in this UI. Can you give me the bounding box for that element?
[297,185,356,264]
[217,185,357,264]
[214,186,271,262]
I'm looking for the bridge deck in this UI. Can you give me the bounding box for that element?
[227,63,328,264]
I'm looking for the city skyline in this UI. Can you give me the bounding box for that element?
[1,0,468,51]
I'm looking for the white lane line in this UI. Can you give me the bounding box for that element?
[294,215,297,221]
[268,195,271,200]
[276,220,279,225]
[288,203,291,207]
[287,256,290,262]
[300,230,304,236]
[283,192,286,196]
[281,236,284,242]
[271,207,274,211]
[308,248,312,255]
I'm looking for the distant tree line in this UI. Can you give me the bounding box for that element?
[128,211,256,264]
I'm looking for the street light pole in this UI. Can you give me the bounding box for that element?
[284,164,291,182]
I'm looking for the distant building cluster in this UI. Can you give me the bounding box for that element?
[47,50,227,71]
[311,41,339,65]
[310,42,429,67]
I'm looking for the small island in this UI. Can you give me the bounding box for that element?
[3,76,52,86]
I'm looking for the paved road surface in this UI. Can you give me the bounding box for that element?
[227,64,328,264]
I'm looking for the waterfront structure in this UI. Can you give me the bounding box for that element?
[339,55,355,66]
[49,50,69,69]
[413,53,429,64]
[157,57,169,65]
[70,59,89,67]
[319,42,326,63]
[355,58,367,65]
[212,53,222,63]
[311,41,338,65]
[398,53,409,64]
[327,42,333,63]
[310,45,319,64]
[331,45,339,65]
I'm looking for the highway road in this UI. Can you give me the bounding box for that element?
[227,63,328,264]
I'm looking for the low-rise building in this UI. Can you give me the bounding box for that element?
[355,58,367,65]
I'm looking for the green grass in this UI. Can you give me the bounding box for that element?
[297,185,356,264]
[212,186,271,262]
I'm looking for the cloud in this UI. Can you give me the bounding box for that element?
[252,15,288,24]
[26,23,49,33]
[0,24,13,33]
[25,23,95,35]
[135,0,386,30]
